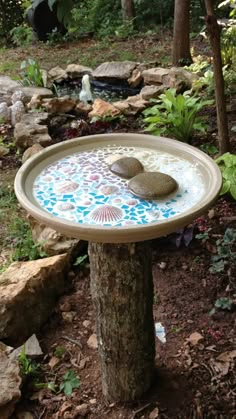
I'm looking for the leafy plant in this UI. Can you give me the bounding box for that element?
[20,59,45,87]
[10,25,33,47]
[18,347,40,377]
[215,152,236,199]
[59,370,80,396]
[54,345,66,358]
[210,228,236,273]
[221,24,236,65]
[209,296,234,315]
[7,217,47,261]
[200,143,219,155]
[214,297,233,310]
[143,88,213,142]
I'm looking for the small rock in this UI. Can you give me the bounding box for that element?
[159,261,167,270]
[187,332,204,346]
[74,403,89,417]
[49,356,60,369]
[149,407,159,419]
[128,172,178,199]
[82,320,91,329]
[79,358,87,370]
[60,301,72,312]
[89,399,96,405]
[87,334,98,350]
[110,157,144,179]
[62,312,76,323]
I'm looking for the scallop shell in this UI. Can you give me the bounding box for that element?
[100,185,119,195]
[90,205,123,224]
[56,202,75,211]
[55,181,79,194]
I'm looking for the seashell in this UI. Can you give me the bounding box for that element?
[90,205,123,223]
[100,185,119,195]
[57,202,75,211]
[55,181,79,194]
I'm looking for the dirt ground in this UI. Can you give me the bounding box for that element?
[14,210,236,419]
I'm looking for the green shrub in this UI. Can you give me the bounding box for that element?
[143,88,213,143]
[10,25,33,47]
[215,152,236,199]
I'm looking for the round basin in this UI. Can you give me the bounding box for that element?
[14,133,222,243]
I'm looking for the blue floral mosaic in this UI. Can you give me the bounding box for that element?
[33,145,205,227]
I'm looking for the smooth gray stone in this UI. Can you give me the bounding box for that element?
[128,172,178,199]
[110,157,144,179]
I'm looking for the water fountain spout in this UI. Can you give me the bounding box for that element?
[79,74,93,103]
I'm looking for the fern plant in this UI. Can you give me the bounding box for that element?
[143,88,213,143]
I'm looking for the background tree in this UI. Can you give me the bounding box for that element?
[204,0,230,153]
[172,0,192,66]
[121,0,135,21]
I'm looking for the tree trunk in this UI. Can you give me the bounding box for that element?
[204,0,230,154]
[88,241,155,402]
[121,0,135,21]
[172,0,192,66]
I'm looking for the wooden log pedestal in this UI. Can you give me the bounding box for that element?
[88,241,155,402]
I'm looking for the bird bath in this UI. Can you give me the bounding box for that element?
[14,133,222,401]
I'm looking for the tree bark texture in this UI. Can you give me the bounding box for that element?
[204,0,230,154]
[121,0,135,21]
[172,0,192,66]
[88,241,155,402]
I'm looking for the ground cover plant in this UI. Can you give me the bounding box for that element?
[0,2,236,417]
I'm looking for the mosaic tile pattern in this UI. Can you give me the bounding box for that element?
[34,145,205,227]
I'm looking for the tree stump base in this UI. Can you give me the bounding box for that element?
[88,241,155,402]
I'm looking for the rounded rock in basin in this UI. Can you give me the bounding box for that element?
[128,172,178,199]
[109,157,144,179]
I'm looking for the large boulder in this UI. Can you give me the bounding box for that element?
[0,76,21,97]
[28,216,80,256]
[140,85,165,100]
[66,64,93,79]
[143,67,195,93]
[89,98,121,118]
[0,254,69,345]
[113,95,148,116]
[142,68,170,85]
[48,66,68,83]
[0,350,22,419]
[162,67,195,92]
[93,61,137,81]
[14,122,52,150]
[12,86,53,104]
[42,97,77,113]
